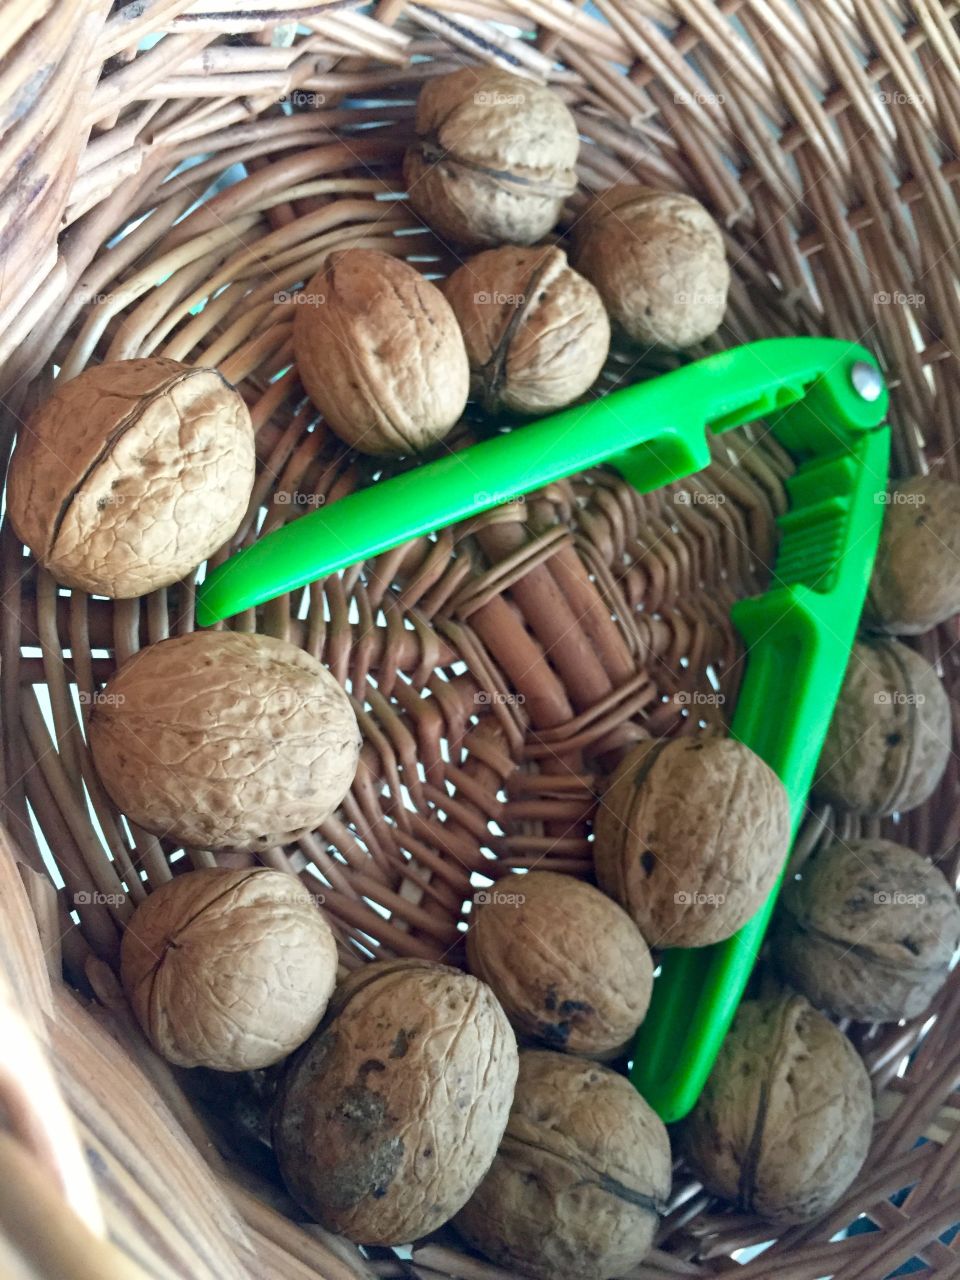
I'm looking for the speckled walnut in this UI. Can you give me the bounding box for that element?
[814,637,950,815]
[442,245,610,414]
[293,248,468,455]
[273,958,518,1245]
[121,867,338,1070]
[866,474,960,634]
[466,871,653,1056]
[683,995,874,1224]
[572,185,729,348]
[404,68,579,247]
[455,1050,671,1280]
[7,358,255,597]
[88,630,361,851]
[773,838,960,1023]
[593,737,790,947]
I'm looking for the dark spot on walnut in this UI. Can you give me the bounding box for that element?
[538,1020,571,1047]
[844,894,870,914]
[334,1083,388,1137]
[641,851,656,876]
[323,1130,405,1213]
[559,999,592,1017]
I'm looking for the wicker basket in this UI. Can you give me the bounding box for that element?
[3,2,960,1277]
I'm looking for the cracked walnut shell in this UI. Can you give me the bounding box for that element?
[88,630,361,851]
[683,995,874,1224]
[404,68,579,247]
[814,637,950,815]
[455,1050,671,1280]
[292,248,469,455]
[594,737,790,947]
[7,358,255,597]
[121,867,338,1071]
[572,185,729,348]
[442,245,610,414]
[466,871,653,1056]
[273,958,518,1245]
[773,837,960,1023]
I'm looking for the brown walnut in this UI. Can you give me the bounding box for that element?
[121,867,338,1071]
[88,630,361,851]
[814,637,950,815]
[572,184,729,348]
[866,474,960,634]
[442,245,610,414]
[273,958,518,1245]
[455,1049,671,1280]
[7,358,255,597]
[593,737,790,947]
[293,248,469,455]
[466,871,653,1056]
[683,995,874,1224]
[404,68,579,247]
[772,837,960,1022]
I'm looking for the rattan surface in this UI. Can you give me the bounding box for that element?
[2,2,960,1277]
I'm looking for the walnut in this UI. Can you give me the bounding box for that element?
[683,995,873,1224]
[442,246,610,415]
[292,248,468,455]
[120,867,337,1071]
[772,838,960,1023]
[403,68,579,247]
[814,638,949,815]
[571,185,729,348]
[593,737,790,947]
[466,871,652,1057]
[88,631,360,851]
[455,1050,671,1280]
[7,358,254,598]
[272,958,518,1245]
[866,474,960,634]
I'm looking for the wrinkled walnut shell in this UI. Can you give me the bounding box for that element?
[572,184,729,348]
[466,871,652,1056]
[293,248,469,455]
[404,68,579,247]
[121,867,338,1070]
[814,638,950,815]
[7,358,255,597]
[455,1050,671,1280]
[866,474,960,634]
[89,631,361,851]
[683,995,874,1224]
[442,245,610,414]
[773,837,960,1023]
[273,958,518,1245]
[593,737,790,947]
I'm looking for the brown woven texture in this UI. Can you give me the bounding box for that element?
[2,2,960,1277]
